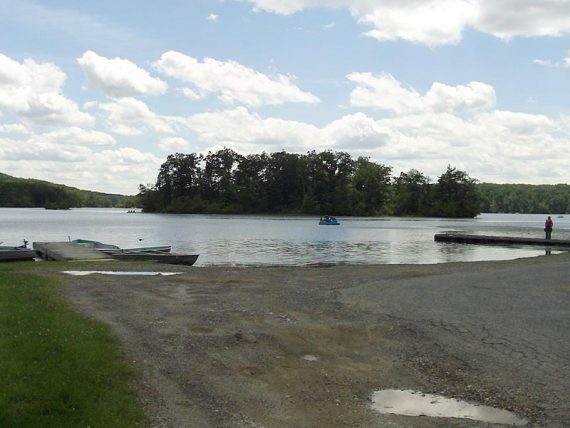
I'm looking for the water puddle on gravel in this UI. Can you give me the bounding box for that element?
[371,390,527,426]
[63,271,182,276]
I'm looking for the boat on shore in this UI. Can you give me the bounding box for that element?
[71,239,198,265]
[0,242,36,262]
[106,252,199,265]
[72,239,171,253]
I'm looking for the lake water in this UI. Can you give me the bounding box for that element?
[1,208,568,266]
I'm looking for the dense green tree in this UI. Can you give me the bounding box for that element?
[350,157,392,216]
[478,183,570,214]
[265,151,304,212]
[0,173,127,208]
[140,150,492,218]
[433,166,480,217]
[201,148,240,208]
[234,153,269,212]
[392,169,432,216]
[302,151,354,215]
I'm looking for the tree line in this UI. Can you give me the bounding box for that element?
[478,183,570,214]
[138,149,481,217]
[0,173,133,209]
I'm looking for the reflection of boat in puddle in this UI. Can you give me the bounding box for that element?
[371,389,527,425]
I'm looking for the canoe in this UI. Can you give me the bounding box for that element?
[72,239,171,253]
[72,239,120,250]
[107,252,199,265]
[70,239,196,265]
[0,247,36,262]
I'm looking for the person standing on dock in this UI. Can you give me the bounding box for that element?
[544,216,554,240]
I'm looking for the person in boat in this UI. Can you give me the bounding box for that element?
[544,216,553,240]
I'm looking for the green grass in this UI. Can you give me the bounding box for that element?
[0,269,145,427]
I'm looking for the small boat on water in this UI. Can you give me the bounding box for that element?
[319,216,340,226]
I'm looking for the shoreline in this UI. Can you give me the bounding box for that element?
[52,254,570,426]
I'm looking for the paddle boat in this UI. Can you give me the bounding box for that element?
[319,216,340,226]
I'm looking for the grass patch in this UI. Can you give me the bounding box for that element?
[0,271,144,427]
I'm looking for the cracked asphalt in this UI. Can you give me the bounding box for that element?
[55,252,570,427]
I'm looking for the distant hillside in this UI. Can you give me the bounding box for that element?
[0,173,135,209]
[478,182,570,214]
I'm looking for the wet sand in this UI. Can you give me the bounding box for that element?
[49,253,570,427]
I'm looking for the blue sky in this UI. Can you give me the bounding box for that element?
[2,0,570,194]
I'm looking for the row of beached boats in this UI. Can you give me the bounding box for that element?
[2,216,337,263]
[0,239,199,266]
[70,239,199,265]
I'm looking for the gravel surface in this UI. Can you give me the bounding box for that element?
[42,253,570,427]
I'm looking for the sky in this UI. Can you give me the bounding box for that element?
[2,0,570,194]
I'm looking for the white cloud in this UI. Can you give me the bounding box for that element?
[243,0,570,45]
[0,123,30,134]
[476,0,570,40]
[39,127,116,146]
[358,1,475,46]
[0,135,162,194]
[424,81,496,113]
[159,137,190,151]
[0,136,91,162]
[187,106,324,152]
[0,127,115,164]
[322,113,389,149]
[78,51,167,98]
[348,72,496,114]
[207,13,219,22]
[533,59,558,68]
[348,72,423,114]
[88,97,180,136]
[154,51,320,107]
[181,87,205,100]
[534,50,570,68]
[0,53,94,126]
[182,101,570,184]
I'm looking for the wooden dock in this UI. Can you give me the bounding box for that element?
[434,233,570,247]
[33,242,113,261]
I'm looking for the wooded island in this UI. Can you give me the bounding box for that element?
[3,149,570,216]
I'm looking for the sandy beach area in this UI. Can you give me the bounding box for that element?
[48,253,569,427]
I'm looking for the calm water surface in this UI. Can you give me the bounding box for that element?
[1,208,568,266]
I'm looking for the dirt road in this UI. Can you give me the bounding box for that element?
[53,254,570,427]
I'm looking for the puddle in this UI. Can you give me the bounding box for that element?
[302,354,319,362]
[371,390,527,426]
[62,271,182,276]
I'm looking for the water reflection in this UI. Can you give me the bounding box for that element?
[63,271,181,276]
[0,209,567,266]
[371,389,527,425]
